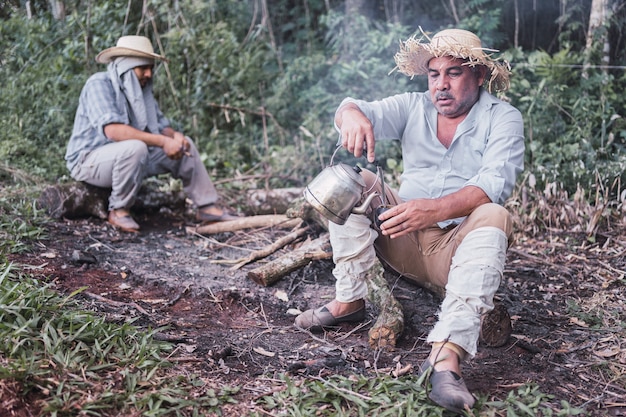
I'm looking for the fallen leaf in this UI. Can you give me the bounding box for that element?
[569,317,588,327]
[183,344,197,353]
[274,290,289,302]
[594,347,621,358]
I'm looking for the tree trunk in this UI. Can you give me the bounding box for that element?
[342,0,367,62]
[48,0,65,20]
[583,0,611,78]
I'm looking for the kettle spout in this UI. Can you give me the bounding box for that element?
[351,192,379,215]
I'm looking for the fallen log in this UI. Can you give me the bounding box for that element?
[188,215,302,235]
[38,182,109,219]
[37,180,185,219]
[231,225,310,270]
[366,260,404,350]
[247,233,332,286]
[245,187,304,215]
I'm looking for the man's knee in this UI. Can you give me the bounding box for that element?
[120,140,149,165]
[467,203,512,237]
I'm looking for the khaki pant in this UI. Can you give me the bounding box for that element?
[345,169,513,289]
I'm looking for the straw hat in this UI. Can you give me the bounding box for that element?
[96,35,167,64]
[393,28,511,92]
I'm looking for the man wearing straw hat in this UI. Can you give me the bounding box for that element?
[65,35,237,232]
[295,28,524,413]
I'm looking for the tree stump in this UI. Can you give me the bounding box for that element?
[364,260,512,350]
[479,302,512,347]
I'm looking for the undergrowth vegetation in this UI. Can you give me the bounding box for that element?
[253,374,584,416]
[0,261,239,416]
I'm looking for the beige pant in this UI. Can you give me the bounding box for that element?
[71,138,219,211]
[328,169,512,356]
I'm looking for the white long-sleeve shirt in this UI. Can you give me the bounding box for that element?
[337,88,525,227]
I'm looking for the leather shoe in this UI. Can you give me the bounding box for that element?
[294,304,366,332]
[196,206,240,223]
[419,360,476,413]
[108,210,140,232]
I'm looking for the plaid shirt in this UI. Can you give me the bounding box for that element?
[65,71,169,173]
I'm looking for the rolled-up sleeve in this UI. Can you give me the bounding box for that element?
[464,102,525,205]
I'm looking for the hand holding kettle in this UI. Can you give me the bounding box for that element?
[335,103,377,163]
[304,102,385,225]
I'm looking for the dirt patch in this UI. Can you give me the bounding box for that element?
[8,208,626,416]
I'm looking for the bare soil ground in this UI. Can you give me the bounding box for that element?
[7,206,626,416]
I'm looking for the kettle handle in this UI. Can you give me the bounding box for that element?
[329,144,367,173]
[329,144,342,166]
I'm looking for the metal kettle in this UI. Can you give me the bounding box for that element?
[304,148,377,225]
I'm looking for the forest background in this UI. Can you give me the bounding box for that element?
[1,0,626,416]
[1,0,625,204]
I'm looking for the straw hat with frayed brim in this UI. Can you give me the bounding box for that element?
[393,28,511,92]
[96,35,168,64]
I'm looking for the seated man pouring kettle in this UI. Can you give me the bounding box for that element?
[296,28,525,413]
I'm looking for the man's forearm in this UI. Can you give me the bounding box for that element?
[104,123,168,147]
[434,186,492,221]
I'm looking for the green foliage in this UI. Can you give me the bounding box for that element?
[0,0,624,200]
[0,262,239,415]
[253,374,583,416]
[0,182,47,255]
[0,17,80,179]
[484,384,585,416]
[456,0,504,47]
[507,46,626,199]
[254,373,441,416]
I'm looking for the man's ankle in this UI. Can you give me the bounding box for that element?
[429,344,464,374]
[328,299,364,316]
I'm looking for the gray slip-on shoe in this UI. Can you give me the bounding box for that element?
[294,305,365,332]
[420,360,476,414]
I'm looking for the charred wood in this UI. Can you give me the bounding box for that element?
[247,233,332,286]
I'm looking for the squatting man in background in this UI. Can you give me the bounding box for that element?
[295,28,525,413]
[65,35,237,232]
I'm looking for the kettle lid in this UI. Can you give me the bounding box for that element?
[334,163,365,186]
